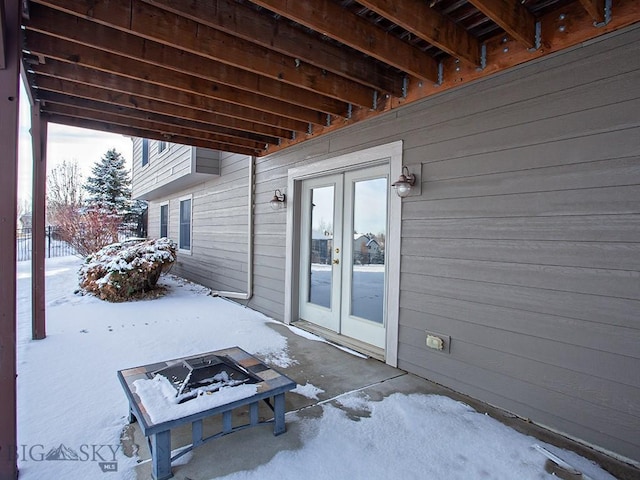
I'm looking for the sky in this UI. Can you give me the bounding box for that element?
[14,254,618,480]
[17,81,133,207]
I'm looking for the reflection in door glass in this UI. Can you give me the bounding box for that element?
[308,186,334,308]
[351,177,386,323]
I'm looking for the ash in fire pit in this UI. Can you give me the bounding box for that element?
[148,354,260,403]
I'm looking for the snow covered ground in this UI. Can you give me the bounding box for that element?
[16,256,618,479]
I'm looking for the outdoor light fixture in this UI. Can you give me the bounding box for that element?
[391,166,416,198]
[270,189,286,210]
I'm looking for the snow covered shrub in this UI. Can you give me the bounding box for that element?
[79,238,177,302]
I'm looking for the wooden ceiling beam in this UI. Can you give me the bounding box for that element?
[42,103,268,151]
[43,113,263,156]
[24,5,349,117]
[357,0,481,66]
[31,75,293,140]
[29,59,310,133]
[142,0,403,96]
[578,0,606,24]
[249,0,439,82]
[38,90,280,145]
[25,31,328,126]
[32,0,377,108]
[467,0,536,48]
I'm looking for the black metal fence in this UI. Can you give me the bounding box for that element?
[16,226,145,262]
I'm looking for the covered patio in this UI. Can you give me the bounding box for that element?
[14,257,634,479]
[2,1,639,478]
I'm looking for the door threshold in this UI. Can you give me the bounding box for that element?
[293,320,385,362]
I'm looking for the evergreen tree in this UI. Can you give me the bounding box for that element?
[84,148,131,214]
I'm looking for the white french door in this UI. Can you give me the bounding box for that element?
[299,165,388,349]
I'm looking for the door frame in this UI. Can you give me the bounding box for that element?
[284,141,403,367]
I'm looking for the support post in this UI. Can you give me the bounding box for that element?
[0,0,21,477]
[31,105,47,340]
[273,394,286,436]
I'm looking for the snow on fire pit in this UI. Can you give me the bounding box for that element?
[133,353,261,424]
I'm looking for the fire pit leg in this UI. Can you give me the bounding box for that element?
[273,393,286,436]
[150,430,173,480]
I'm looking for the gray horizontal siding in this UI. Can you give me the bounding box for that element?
[249,24,640,462]
[147,152,251,295]
[194,147,221,175]
[132,141,193,198]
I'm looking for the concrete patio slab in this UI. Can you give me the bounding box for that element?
[130,322,638,480]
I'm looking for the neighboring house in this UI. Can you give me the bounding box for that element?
[132,27,640,464]
[311,230,332,265]
[353,234,382,264]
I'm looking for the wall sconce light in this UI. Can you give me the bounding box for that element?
[270,189,286,210]
[391,166,416,198]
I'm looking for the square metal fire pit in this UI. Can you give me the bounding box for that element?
[118,347,296,480]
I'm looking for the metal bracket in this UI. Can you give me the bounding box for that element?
[347,103,353,119]
[307,123,312,135]
[21,0,30,19]
[528,22,542,52]
[326,114,331,127]
[401,76,409,98]
[435,62,444,86]
[372,90,378,110]
[594,0,612,27]
[291,131,296,141]
[476,44,487,71]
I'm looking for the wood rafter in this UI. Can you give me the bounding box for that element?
[31,74,293,140]
[249,0,439,81]
[43,103,267,152]
[143,0,403,96]
[45,113,263,156]
[25,4,350,117]
[357,0,481,66]
[30,59,310,132]
[579,0,606,24]
[467,0,537,48]
[25,31,328,126]
[17,0,640,157]
[32,0,377,108]
[38,91,280,145]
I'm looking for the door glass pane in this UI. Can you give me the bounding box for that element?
[351,177,386,323]
[308,186,334,308]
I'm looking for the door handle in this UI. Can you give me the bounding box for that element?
[332,258,340,265]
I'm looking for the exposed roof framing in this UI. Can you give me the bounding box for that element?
[21,0,640,157]
[467,0,537,48]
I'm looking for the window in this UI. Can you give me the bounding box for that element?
[160,204,168,238]
[158,141,168,154]
[179,197,192,251]
[141,138,149,166]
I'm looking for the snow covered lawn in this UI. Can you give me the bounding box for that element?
[16,256,617,479]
